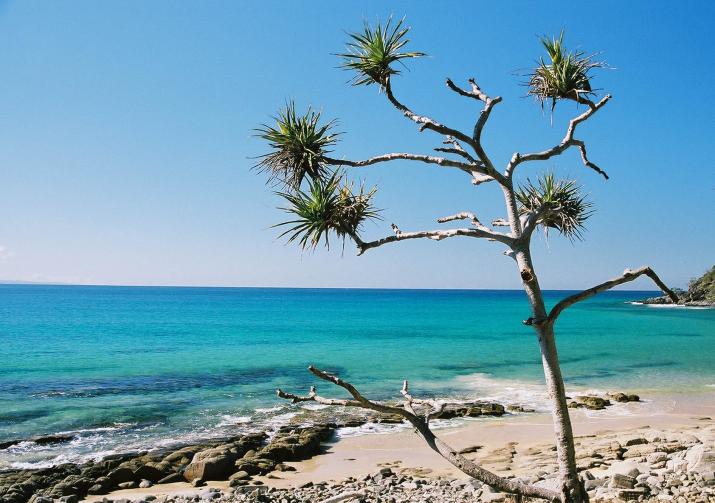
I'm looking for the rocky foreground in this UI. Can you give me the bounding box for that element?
[95,422,715,502]
[1,395,714,502]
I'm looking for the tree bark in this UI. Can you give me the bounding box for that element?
[512,243,584,503]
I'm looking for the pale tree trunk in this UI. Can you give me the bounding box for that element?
[513,243,584,502]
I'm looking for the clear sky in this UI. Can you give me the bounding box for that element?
[0,1,713,289]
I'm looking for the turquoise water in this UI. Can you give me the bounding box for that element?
[0,284,713,469]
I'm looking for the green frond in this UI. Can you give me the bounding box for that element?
[255,102,339,189]
[339,16,425,87]
[527,31,605,111]
[274,171,380,250]
[516,173,594,241]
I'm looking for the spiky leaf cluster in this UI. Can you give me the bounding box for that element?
[274,171,379,250]
[516,173,593,241]
[528,31,604,111]
[339,17,425,87]
[255,102,338,189]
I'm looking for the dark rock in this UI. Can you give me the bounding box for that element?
[458,445,482,454]
[609,473,636,489]
[608,392,640,403]
[107,466,135,485]
[618,487,648,500]
[0,439,21,450]
[373,467,393,483]
[570,396,611,410]
[229,470,250,481]
[33,435,75,446]
[133,464,166,483]
[157,472,184,484]
[86,483,107,495]
[433,402,506,419]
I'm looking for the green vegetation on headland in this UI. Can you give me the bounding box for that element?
[640,265,715,306]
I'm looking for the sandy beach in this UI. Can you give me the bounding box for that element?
[81,390,715,501]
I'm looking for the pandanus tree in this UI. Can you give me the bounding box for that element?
[255,19,678,503]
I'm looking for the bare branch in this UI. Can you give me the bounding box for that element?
[324,153,475,175]
[436,212,477,224]
[278,367,560,502]
[276,386,362,407]
[356,226,514,255]
[446,78,504,183]
[437,212,496,234]
[384,79,477,151]
[547,266,680,323]
[434,136,479,164]
[491,218,510,227]
[572,139,609,179]
[506,95,611,179]
[471,173,494,185]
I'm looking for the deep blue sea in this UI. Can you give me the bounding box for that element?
[0,285,713,470]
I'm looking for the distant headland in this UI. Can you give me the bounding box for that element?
[637,265,715,307]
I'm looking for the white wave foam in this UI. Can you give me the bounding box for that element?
[255,406,283,413]
[453,372,551,412]
[336,421,410,438]
[644,304,711,310]
[217,415,252,427]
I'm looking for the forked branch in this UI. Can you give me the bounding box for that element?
[277,366,560,502]
[446,78,504,182]
[384,79,477,153]
[506,95,611,179]
[547,266,679,323]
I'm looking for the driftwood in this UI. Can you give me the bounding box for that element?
[278,366,561,502]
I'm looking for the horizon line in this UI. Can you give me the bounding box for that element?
[0,280,664,293]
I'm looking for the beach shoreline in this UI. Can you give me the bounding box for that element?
[68,389,715,501]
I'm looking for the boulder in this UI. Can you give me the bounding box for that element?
[107,467,135,485]
[685,444,715,473]
[608,392,640,403]
[33,435,75,446]
[133,464,166,483]
[183,455,235,482]
[157,473,184,484]
[609,474,636,489]
[570,396,611,410]
[229,470,250,481]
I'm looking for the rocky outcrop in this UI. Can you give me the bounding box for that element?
[567,392,639,410]
[638,265,715,306]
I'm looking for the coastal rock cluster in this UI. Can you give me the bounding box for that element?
[0,401,509,502]
[73,424,715,503]
[3,397,710,502]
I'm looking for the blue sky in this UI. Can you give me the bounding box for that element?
[0,1,713,289]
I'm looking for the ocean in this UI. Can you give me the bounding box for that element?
[0,284,713,470]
